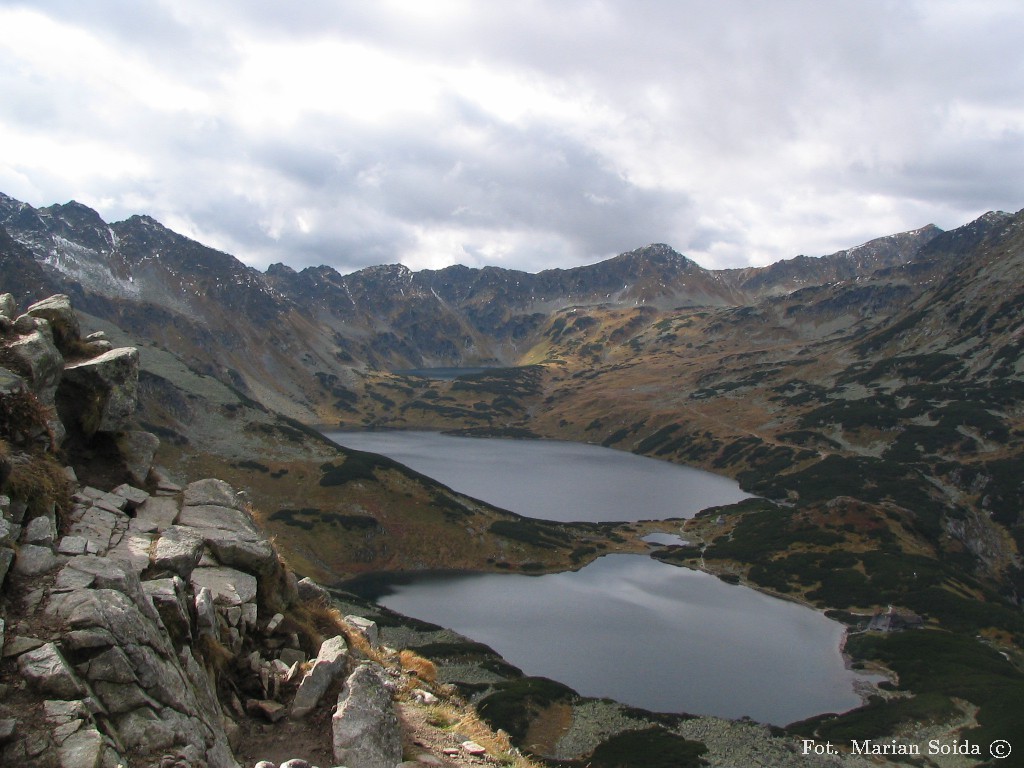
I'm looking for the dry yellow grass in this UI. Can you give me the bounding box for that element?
[406,699,547,768]
[399,649,437,684]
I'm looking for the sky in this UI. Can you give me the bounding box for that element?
[2,1,1023,275]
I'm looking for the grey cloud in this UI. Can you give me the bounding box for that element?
[3,1,1023,273]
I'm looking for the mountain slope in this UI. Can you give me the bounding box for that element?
[1,191,947,423]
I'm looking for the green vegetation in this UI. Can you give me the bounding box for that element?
[580,728,708,768]
[770,380,830,406]
[634,424,681,454]
[696,500,844,564]
[318,449,408,485]
[235,459,270,473]
[244,420,316,444]
[403,399,493,421]
[477,677,578,743]
[794,631,1024,755]
[690,367,782,399]
[840,352,962,385]
[426,490,476,522]
[488,519,572,549]
[855,308,927,353]
[799,396,908,430]
[268,507,379,532]
[775,429,842,449]
[789,693,958,743]
[745,454,948,538]
[450,366,543,398]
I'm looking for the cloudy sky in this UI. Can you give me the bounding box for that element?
[2,1,1023,274]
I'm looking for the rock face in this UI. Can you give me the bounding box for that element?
[290,634,349,719]
[0,291,434,767]
[59,347,140,436]
[0,472,311,767]
[25,294,81,353]
[332,664,403,768]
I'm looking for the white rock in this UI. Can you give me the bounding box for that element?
[190,566,258,606]
[23,515,55,546]
[332,664,402,768]
[344,614,379,646]
[290,635,349,719]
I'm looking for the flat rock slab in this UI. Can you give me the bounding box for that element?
[200,530,277,576]
[107,532,154,575]
[58,726,104,768]
[111,484,150,508]
[66,507,121,554]
[2,635,45,658]
[190,566,258,606]
[176,504,259,537]
[57,536,89,556]
[183,479,241,509]
[151,525,204,579]
[13,543,61,576]
[23,515,56,546]
[133,496,179,533]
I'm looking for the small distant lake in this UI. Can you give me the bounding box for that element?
[643,532,690,546]
[392,367,497,380]
[350,554,868,724]
[325,430,751,522]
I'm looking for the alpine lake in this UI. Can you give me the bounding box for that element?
[326,429,874,725]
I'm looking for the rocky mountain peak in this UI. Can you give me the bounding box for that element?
[608,242,696,270]
[39,200,118,255]
[353,262,414,282]
[265,262,296,277]
[916,207,1023,262]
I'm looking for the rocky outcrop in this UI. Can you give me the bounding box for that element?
[0,291,515,768]
[59,347,140,437]
[2,291,146,461]
[25,294,81,354]
[331,664,402,768]
[0,465,422,767]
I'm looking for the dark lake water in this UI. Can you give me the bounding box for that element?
[325,430,752,522]
[391,367,496,380]
[351,555,866,725]
[328,430,870,724]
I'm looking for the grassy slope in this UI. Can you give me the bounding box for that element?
[79,312,640,585]
[339,241,1024,757]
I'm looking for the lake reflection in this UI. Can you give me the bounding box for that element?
[326,430,751,522]
[352,554,866,725]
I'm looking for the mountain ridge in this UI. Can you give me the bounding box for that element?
[0,190,958,417]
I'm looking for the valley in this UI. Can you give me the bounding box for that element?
[2,192,1024,765]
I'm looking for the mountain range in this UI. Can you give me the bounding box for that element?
[0,191,944,419]
[4,190,1024,760]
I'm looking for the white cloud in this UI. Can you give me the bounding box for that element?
[1,1,1022,274]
